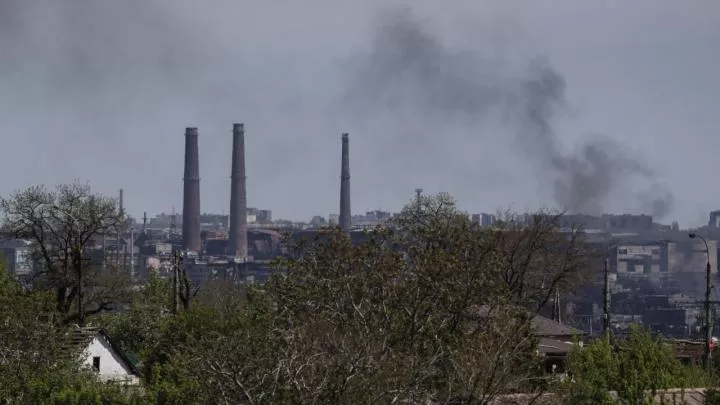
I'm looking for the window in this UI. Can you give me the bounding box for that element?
[618,248,628,255]
[92,356,100,372]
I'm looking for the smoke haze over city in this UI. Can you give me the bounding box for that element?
[0,0,718,226]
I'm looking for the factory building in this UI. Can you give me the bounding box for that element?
[610,239,718,276]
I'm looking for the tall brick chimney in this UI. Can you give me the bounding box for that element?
[229,123,248,258]
[339,132,351,233]
[118,188,124,216]
[182,127,201,253]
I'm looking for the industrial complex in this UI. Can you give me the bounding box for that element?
[4,122,720,343]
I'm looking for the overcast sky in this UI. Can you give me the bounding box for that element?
[1,0,718,227]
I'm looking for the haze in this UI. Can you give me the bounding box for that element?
[1,0,718,227]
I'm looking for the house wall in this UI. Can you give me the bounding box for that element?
[83,336,139,385]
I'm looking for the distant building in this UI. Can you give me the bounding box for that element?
[471,213,496,228]
[351,210,393,227]
[328,214,339,226]
[149,213,179,229]
[309,216,327,227]
[709,211,720,228]
[256,210,272,223]
[558,213,653,232]
[481,213,496,228]
[615,243,666,274]
[0,239,32,276]
[613,239,718,276]
[603,214,653,231]
[145,242,172,257]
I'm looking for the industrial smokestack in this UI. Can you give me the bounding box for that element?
[339,133,351,233]
[118,189,124,217]
[229,123,248,259]
[182,127,201,253]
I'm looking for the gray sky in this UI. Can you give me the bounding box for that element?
[1,0,718,227]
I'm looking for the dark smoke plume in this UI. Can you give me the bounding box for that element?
[347,7,674,218]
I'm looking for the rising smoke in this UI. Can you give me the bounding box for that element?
[0,2,679,220]
[346,7,674,218]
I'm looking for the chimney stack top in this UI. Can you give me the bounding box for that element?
[185,127,199,136]
[233,123,244,132]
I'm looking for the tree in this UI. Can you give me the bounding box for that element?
[100,273,174,362]
[490,211,589,313]
[0,260,70,400]
[0,261,150,404]
[147,193,584,404]
[390,193,590,313]
[0,182,126,325]
[564,325,711,404]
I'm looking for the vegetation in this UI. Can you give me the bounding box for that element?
[0,261,146,404]
[0,185,716,403]
[564,326,712,404]
[118,193,591,404]
[0,182,127,325]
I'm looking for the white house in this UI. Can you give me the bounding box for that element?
[72,327,141,385]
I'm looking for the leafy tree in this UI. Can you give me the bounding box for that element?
[145,193,584,404]
[0,182,127,325]
[563,336,618,404]
[565,325,711,404]
[100,273,174,361]
[0,260,71,401]
[390,193,590,313]
[140,306,217,404]
[0,261,150,404]
[22,367,151,405]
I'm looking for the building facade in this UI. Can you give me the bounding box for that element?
[613,239,718,276]
[0,239,32,276]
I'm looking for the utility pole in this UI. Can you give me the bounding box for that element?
[129,226,135,279]
[172,250,180,315]
[75,246,85,326]
[690,232,712,373]
[603,257,610,341]
[706,258,713,373]
[118,189,124,269]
